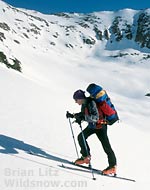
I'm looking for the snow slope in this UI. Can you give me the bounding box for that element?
[0,1,150,189]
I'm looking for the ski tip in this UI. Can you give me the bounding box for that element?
[132,179,136,182]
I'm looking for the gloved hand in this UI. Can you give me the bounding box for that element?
[74,113,84,119]
[74,117,82,125]
[74,112,84,125]
[66,111,74,119]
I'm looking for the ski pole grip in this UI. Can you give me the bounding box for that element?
[66,111,74,119]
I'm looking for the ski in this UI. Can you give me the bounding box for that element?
[27,151,76,164]
[60,163,136,182]
[28,151,135,182]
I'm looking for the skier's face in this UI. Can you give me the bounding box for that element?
[75,99,84,105]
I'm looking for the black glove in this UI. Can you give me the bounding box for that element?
[74,112,84,125]
[74,118,82,125]
[66,111,74,119]
[74,113,84,120]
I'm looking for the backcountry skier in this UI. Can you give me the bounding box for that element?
[66,88,117,175]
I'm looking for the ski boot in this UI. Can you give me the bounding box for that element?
[102,165,117,176]
[74,155,91,165]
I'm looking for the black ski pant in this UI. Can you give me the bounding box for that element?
[77,125,117,167]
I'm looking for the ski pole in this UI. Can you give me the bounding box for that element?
[79,124,96,180]
[68,117,79,158]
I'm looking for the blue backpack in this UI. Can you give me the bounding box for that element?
[86,83,119,125]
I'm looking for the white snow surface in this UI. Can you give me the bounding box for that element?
[0,1,150,189]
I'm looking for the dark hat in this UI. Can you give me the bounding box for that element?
[73,90,86,100]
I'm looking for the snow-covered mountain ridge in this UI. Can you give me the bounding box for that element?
[0,0,150,72]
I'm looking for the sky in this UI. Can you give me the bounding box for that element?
[2,0,150,14]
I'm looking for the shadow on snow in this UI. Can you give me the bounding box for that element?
[0,134,70,164]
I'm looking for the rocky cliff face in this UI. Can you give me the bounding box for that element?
[135,12,150,48]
